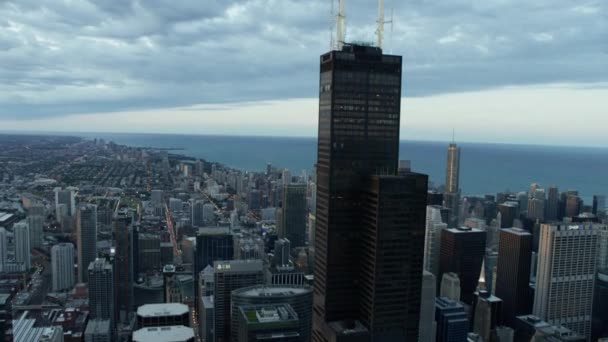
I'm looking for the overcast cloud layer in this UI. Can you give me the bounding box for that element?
[0,0,607,120]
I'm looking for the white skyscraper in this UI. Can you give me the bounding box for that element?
[533,223,599,339]
[282,168,291,186]
[0,227,7,272]
[51,243,75,291]
[419,271,437,342]
[27,214,44,249]
[424,205,447,277]
[14,222,31,269]
[77,204,98,283]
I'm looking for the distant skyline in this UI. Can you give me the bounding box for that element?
[0,0,607,145]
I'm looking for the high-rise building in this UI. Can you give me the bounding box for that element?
[136,303,189,328]
[527,198,545,222]
[51,243,75,291]
[214,259,264,342]
[88,258,114,323]
[55,187,75,217]
[533,224,599,339]
[419,271,437,342]
[14,222,31,269]
[498,202,518,228]
[425,205,448,277]
[440,272,461,301]
[236,304,301,342]
[495,228,532,326]
[445,143,460,194]
[435,297,469,342]
[232,285,313,342]
[595,225,608,339]
[564,194,582,218]
[191,200,205,227]
[281,183,307,248]
[439,227,486,305]
[151,190,163,205]
[77,204,97,283]
[592,195,606,216]
[132,326,195,342]
[138,233,161,273]
[113,209,136,323]
[84,319,111,342]
[313,42,408,341]
[472,290,503,342]
[26,214,44,249]
[0,228,6,272]
[273,238,291,267]
[545,187,559,222]
[359,173,428,341]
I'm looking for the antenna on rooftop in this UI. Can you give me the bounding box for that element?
[329,0,335,49]
[336,0,346,49]
[376,0,393,50]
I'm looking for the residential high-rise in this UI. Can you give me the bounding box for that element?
[533,224,599,339]
[495,228,532,326]
[55,188,75,217]
[445,143,460,194]
[313,42,407,341]
[14,222,31,269]
[359,173,428,341]
[113,208,136,323]
[545,187,559,221]
[425,205,448,277]
[435,297,469,342]
[89,258,114,323]
[281,183,307,248]
[0,228,6,272]
[51,243,75,291]
[232,285,313,342]
[213,259,264,342]
[77,204,97,283]
[439,227,486,305]
[26,214,44,249]
[419,271,437,342]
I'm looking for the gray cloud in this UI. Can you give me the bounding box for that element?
[0,0,606,119]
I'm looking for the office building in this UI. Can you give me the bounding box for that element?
[151,189,163,205]
[440,272,461,301]
[313,42,404,341]
[533,224,598,339]
[77,204,97,282]
[14,222,31,269]
[435,297,469,342]
[51,243,75,291]
[201,296,214,341]
[84,319,111,342]
[138,233,161,272]
[420,271,437,342]
[113,208,136,323]
[527,198,545,222]
[594,225,608,339]
[425,205,448,277]
[194,227,233,312]
[281,183,307,248]
[27,214,44,249]
[439,227,486,305]
[564,194,582,218]
[232,285,313,342]
[132,326,195,342]
[498,202,518,228]
[273,238,291,267]
[192,200,205,227]
[593,195,606,216]
[359,173,428,341]
[472,290,502,342]
[55,188,75,217]
[495,228,532,326]
[0,227,6,272]
[136,303,189,328]
[545,187,559,222]
[214,259,264,342]
[237,304,301,342]
[169,197,183,213]
[89,258,114,322]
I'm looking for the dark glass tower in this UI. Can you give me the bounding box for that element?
[280,183,308,248]
[438,227,486,305]
[113,208,136,324]
[495,227,532,326]
[313,44,427,341]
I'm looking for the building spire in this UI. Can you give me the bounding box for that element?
[335,0,346,49]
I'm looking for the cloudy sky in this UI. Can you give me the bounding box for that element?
[0,0,607,145]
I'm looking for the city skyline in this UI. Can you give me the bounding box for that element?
[0,0,607,146]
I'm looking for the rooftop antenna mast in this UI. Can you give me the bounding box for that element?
[329,0,335,49]
[336,0,346,50]
[376,0,392,50]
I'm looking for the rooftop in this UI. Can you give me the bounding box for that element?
[234,285,312,299]
[213,259,263,273]
[132,325,195,342]
[240,304,298,325]
[137,303,189,318]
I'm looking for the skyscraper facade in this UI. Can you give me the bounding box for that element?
[77,204,98,283]
[435,297,469,342]
[313,43,405,341]
[213,259,264,342]
[281,183,308,248]
[0,228,6,273]
[445,143,460,193]
[419,271,437,342]
[26,214,44,249]
[425,205,448,277]
[533,224,599,339]
[495,227,532,326]
[51,243,75,291]
[88,258,114,323]
[14,222,31,269]
[439,227,486,305]
[113,209,135,323]
[545,187,559,221]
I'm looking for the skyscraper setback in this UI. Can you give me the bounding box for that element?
[312,41,428,340]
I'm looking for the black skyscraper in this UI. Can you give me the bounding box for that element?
[495,228,533,326]
[439,227,486,305]
[312,43,427,341]
[113,208,136,323]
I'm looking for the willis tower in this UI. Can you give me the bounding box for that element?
[312,2,428,341]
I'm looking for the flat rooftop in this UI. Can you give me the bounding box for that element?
[137,303,189,318]
[132,325,194,342]
[234,285,311,298]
